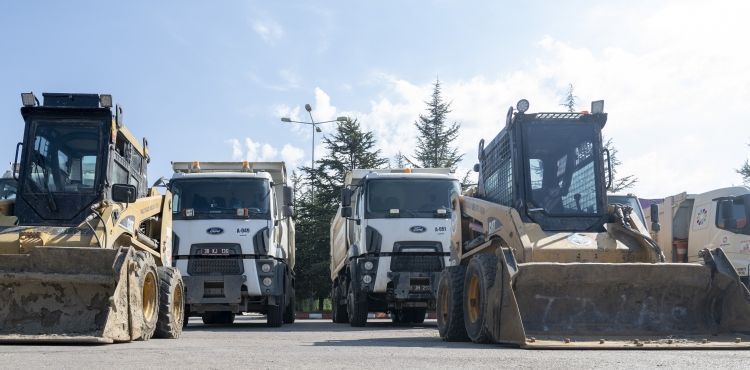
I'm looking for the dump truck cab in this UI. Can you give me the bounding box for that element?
[330,168,460,326]
[170,162,295,327]
[0,92,184,343]
[436,99,750,348]
[608,194,647,226]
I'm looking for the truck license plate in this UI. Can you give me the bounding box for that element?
[200,248,231,256]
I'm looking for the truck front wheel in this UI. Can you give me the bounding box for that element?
[347,282,368,327]
[332,281,349,323]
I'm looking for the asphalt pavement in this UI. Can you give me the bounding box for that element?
[0,316,748,369]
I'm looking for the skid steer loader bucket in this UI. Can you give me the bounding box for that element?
[489,248,750,349]
[0,246,144,343]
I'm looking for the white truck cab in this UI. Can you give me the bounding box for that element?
[646,186,750,286]
[330,168,460,326]
[170,161,295,327]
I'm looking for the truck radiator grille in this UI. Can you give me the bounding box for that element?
[187,243,244,276]
[390,254,444,273]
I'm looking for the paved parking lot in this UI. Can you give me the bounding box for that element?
[1,317,748,369]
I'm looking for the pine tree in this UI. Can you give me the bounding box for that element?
[294,117,387,310]
[413,79,463,170]
[605,138,638,192]
[738,143,750,184]
[560,83,577,112]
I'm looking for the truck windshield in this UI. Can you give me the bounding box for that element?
[365,179,459,219]
[608,195,646,225]
[171,178,271,220]
[0,179,17,200]
[22,121,101,195]
[524,122,602,216]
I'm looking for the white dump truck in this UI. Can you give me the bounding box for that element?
[330,168,460,326]
[170,161,295,327]
[645,187,750,286]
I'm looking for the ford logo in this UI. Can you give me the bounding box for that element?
[206,227,224,235]
[409,226,427,233]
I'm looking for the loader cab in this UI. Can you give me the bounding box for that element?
[477,100,608,232]
[13,92,148,226]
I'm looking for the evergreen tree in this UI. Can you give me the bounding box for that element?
[605,138,638,193]
[738,144,750,184]
[560,83,577,112]
[392,151,406,168]
[413,79,463,170]
[294,117,387,310]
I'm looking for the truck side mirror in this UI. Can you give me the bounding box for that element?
[341,188,352,207]
[341,206,352,218]
[112,184,137,203]
[283,185,294,206]
[650,203,661,232]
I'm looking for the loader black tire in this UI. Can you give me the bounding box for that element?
[133,251,160,341]
[267,294,285,327]
[437,266,469,341]
[347,282,368,327]
[332,281,349,323]
[463,253,497,344]
[155,266,185,339]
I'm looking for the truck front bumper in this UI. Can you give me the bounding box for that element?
[183,258,285,306]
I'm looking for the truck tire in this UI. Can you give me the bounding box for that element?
[390,310,405,324]
[132,251,159,341]
[347,282,368,327]
[283,291,296,324]
[267,294,285,327]
[202,311,235,325]
[331,282,348,323]
[437,266,469,341]
[155,266,185,339]
[463,253,497,344]
[183,306,190,328]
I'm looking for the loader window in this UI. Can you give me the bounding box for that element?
[171,178,271,220]
[24,121,101,194]
[524,123,601,216]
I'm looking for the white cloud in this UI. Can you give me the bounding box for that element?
[226,138,303,171]
[252,19,283,45]
[281,144,305,169]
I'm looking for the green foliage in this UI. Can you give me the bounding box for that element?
[604,137,638,193]
[738,144,750,184]
[560,83,577,112]
[413,79,463,170]
[293,117,387,308]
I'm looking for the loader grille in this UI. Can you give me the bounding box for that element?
[390,254,444,273]
[187,244,244,276]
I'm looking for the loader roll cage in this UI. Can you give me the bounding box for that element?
[479,112,609,232]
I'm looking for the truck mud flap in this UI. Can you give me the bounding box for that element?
[0,247,136,344]
[487,248,750,349]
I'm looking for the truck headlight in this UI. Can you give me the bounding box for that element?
[262,277,273,287]
[261,263,271,273]
[363,261,374,271]
[362,275,372,284]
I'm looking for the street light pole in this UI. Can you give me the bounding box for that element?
[280,109,347,203]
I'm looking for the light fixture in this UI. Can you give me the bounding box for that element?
[336,116,348,122]
[362,275,372,284]
[315,126,322,133]
[364,261,374,270]
[280,117,292,122]
[21,92,37,107]
[99,94,112,108]
[305,104,312,112]
[261,263,272,273]
[516,99,530,113]
[591,100,604,114]
[262,277,273,287]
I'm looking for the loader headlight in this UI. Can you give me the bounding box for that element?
[21,92,38,107]
[363,261,374,271]
[262,277,273,287]
[362,275,372,284]
[516,99,529,113]
[99,94,113,108]
[261,263,272,273]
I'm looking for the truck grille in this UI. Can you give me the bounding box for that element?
[187,243,244,276]
[390,254,444,273]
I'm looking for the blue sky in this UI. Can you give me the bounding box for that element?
[1,0,748,196]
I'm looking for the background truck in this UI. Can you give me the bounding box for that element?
[644,187,750,286]
[170,161,295,327]
[0,92,184,343]
[436,99,750,348]
[607,194,646,226]
[330,168,461,326]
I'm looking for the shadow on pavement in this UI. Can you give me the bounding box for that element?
[184,318,441,333]
[311,336,497,349]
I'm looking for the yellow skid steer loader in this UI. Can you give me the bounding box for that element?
[0,92,184,343]
[437,99,750,348]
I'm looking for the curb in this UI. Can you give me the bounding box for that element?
[295,312,437,320]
